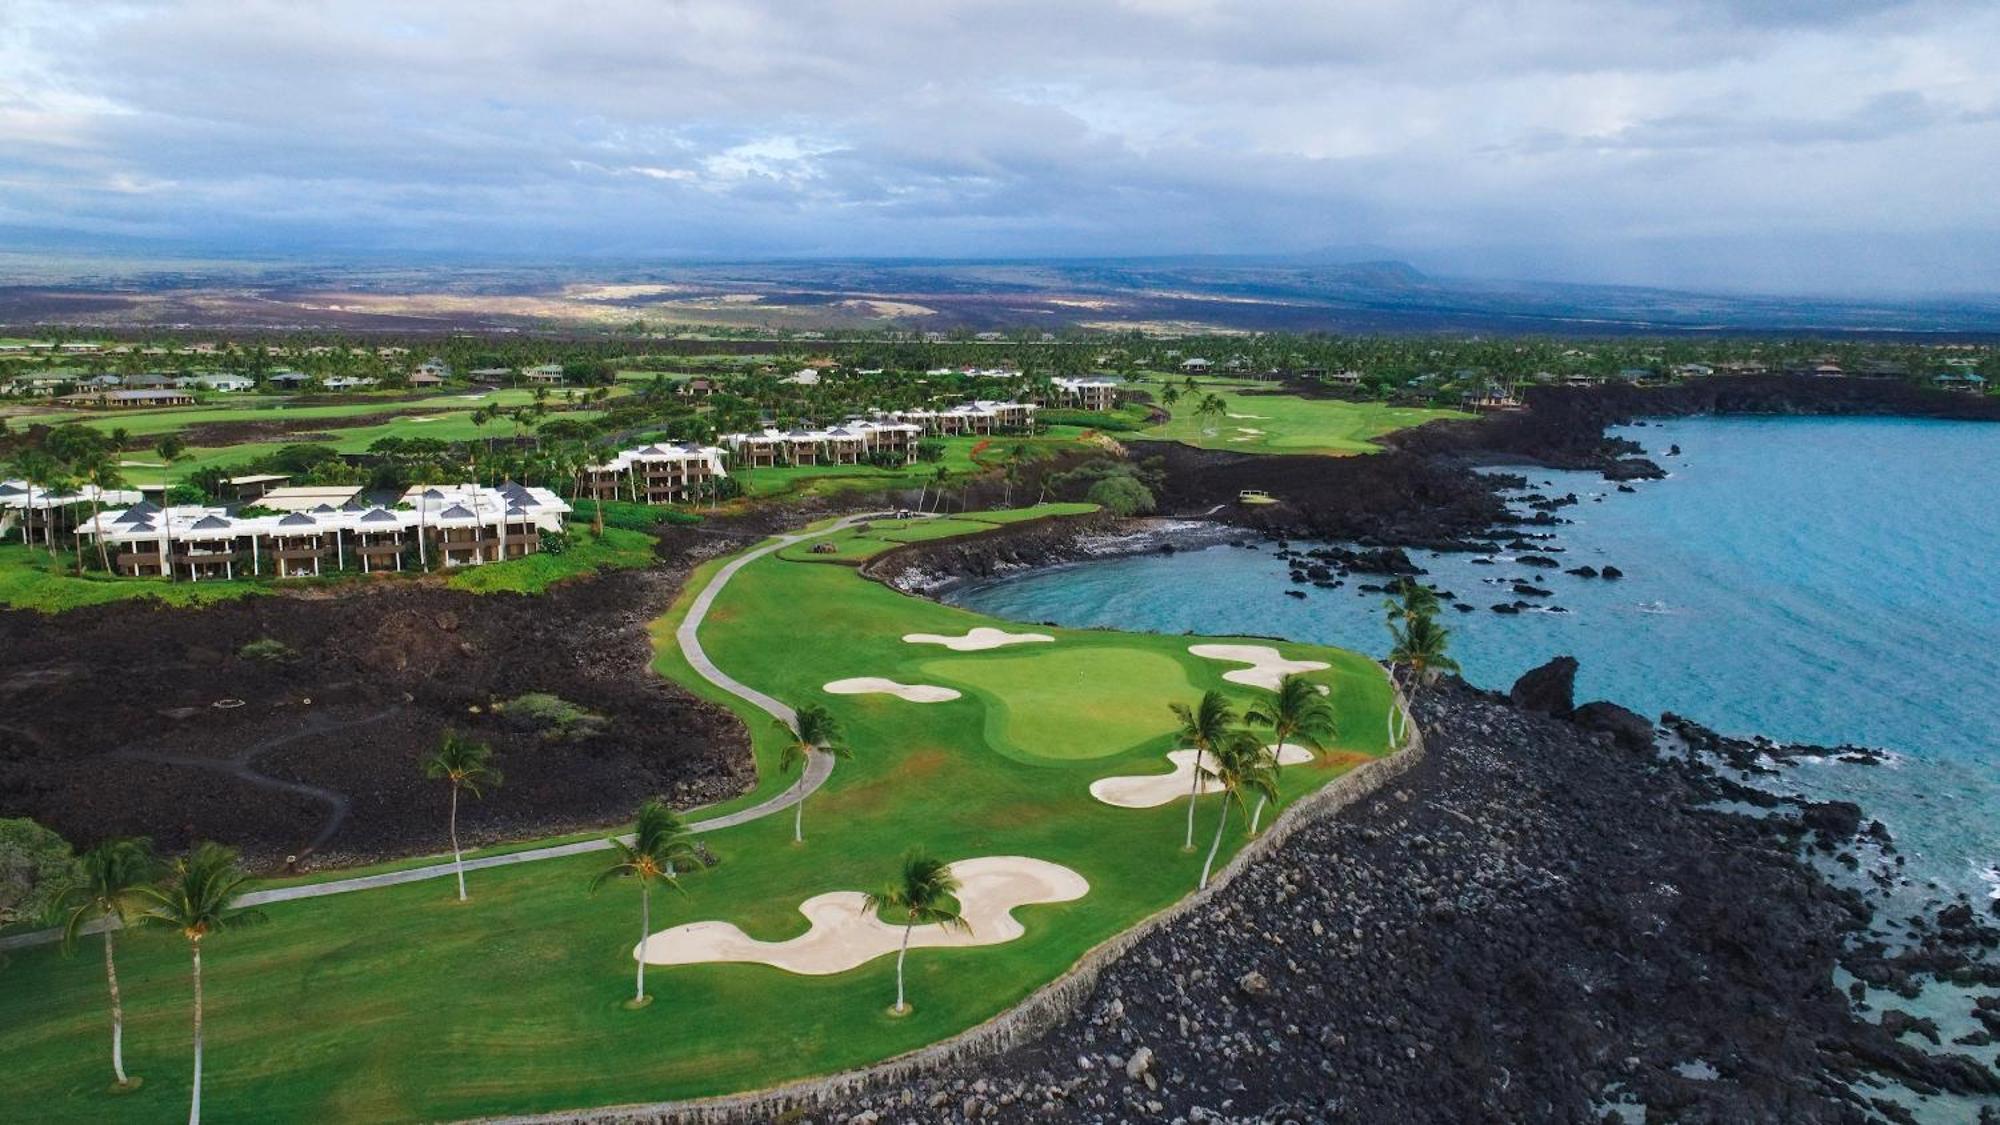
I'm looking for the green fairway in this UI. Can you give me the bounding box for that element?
[1141,379,1466,455]
[2,506,1399,1121]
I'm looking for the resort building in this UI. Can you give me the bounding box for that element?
[879,401,1038,435]
[580,443,728,503]
[74,483,569,580]
[55,388,196,409]
[523,364,565,385]
[1050,376,1119,411]
[2,480,147,544]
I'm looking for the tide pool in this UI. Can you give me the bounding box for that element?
[951,416,2000,903]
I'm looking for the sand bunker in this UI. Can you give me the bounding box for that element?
[1090,743,1317,808]
[1226,413,1267,420]
[1188,643,1330,691]
[635,856,1088,974]
[903,627,1054,652]
[823,677,961,703]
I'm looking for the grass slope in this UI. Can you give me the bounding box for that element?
[2,506,1395,1121]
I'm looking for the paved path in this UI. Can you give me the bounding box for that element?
[1,513,902,951]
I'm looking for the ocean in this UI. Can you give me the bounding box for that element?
[950,416,2000,907]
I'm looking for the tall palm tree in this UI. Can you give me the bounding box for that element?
[139,843,264,1125]
[422,732,502,902]
[59,837,160,1090]
[1243,673,1339,832]
[9,448,60,557]
[79,452,127,574]
[589,800,696,1009]
[1387,612,1459,688]
[862,849,967,1015]
[777,704,849,844]
[1197,731,1279,888]
[1169,690,1239,850]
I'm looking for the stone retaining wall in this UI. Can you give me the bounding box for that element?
[486,678,1428,1125]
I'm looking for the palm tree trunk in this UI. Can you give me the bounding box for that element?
[1201,799,1230,888]
[792,771,807,843]
[635,881,650,1003]
[1183,750,1202,850]
[1250,795,1267,835]
[91,495,111,574]
[188,941,203,1125]
[894,922,912,1012]
[449,785,467,902]
[105,928,129,1085]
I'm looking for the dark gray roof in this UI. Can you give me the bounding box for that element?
[341,498,368,511]
[438,504,475,519]
[506,504,530,516]
[125,518,156,532]
[124,500,159,516]
[422,488,446,500]
[190,515,232,531]
[311,503,337,513]
[360,508,399,524]
[113,508,152,525]
[279,513,317,527]
[0,482,24,496]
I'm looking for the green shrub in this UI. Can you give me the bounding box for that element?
[498,692,607,741]
[540,530,569,555]
[239,638,297,663]
[1085,475,1156,516]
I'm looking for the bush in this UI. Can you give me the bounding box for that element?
[498,692,608,741]
[1085,474,1155,515]
[540,530,570,555]
[239,638,297,662]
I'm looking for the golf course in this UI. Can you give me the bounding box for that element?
[1142,378,1466,456]
[2,505,1401,1121]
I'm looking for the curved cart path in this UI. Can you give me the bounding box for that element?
[1,513,901,951]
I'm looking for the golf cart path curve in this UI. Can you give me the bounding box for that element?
[0,512,903,949]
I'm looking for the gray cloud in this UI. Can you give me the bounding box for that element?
[1,0,1997,293]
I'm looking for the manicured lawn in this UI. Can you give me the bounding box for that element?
[2,506,1396,1121]
[0,543,266,612]
[924,645,1198,762]
[443,527,657,595]
[1142,380,1466,455]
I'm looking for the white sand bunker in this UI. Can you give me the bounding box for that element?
[1188,643,1330,691]
[823,677,961,703]
[1091,743,1316,809]
[903,627,1054,652]
[1226,412,1267,420]
[636,856,1088,974]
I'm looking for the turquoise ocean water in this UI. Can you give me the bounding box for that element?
[952,416,2000,904]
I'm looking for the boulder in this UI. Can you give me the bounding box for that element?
[1510,656,1578,718]
[1572,701,1655,752]
[1801,800,1863,839]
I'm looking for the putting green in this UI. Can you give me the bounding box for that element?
[921,646,1194,761]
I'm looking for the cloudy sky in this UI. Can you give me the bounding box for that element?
[3,0,1998,294]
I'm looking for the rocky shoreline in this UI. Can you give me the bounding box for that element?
[811,671,1997,1124]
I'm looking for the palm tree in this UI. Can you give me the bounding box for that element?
[862,849,967,1015]
[1243,673,1338,832]
[589,800,696,1009]
[777,704,850,843]
[1388,611,1459,688]
[422,732,502,901]
[139,843,264,1125]
[1382,579,1440,625]
[1169,690,1239,850]
[59,837,160,1090]
[1197,731,1279,888]
[9,448,60,557]
[79,452,127,574]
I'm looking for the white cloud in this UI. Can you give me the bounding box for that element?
[0,0,1995,292]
